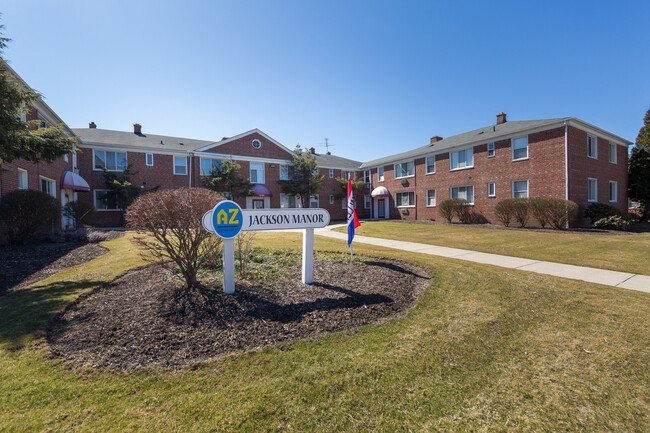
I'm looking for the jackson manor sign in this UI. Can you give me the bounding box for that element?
[203,200,330,293]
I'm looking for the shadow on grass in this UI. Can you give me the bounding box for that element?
[0,279,103,351]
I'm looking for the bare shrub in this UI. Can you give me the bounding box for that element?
[547,199,579,229]
[235,232,256,277]
[453,199,472,223]
[529,197,552,228]
[511,199,530,228]
[87,230,110,243]
[438,198,468,223]
[126,188,223,288]
[63,200,96,227]
[495,199,528,227]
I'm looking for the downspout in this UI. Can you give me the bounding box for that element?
[189,153,193,188]
[564,122,569,228]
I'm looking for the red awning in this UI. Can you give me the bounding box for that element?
[60,171,90,192]
[249,184,272,197]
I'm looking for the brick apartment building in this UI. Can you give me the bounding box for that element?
[71,125,367,226]
[0,63,88,230]
[361,113,631,226]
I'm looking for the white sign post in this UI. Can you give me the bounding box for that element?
[203,203,330,293]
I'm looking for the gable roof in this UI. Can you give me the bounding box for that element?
[313,152,362,170]
[360,117,632,169]
[194,128,294,154]
[71,128,217,152]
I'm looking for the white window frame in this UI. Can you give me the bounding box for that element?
[329,168,334,178]
[450,147,474,171]
[39,176,56,198]
[587,135,598,159]
[488,182,496,197]
[609,143,617,164]
[250,162,265,184]
[378,166,384,182]
[309,194,319,208]
[426,189,436,207]
[487,142,495,157]
[364,169,371,184]
[200,157,223,175]
[279,164,290,181]
[280,193,301,209]
[94,189,122,211]
[252,139,261,149]
[364,194,371,209]
[511,180,529,198]
[511,136,529,161]
[17,168,28,190]
[173,156,187,175]
[450,185,474,205]
[329,195,334,205]
[426,156,436,174]
[394,161,415,179]
[146,153,154,166]
[63,153,69,163]
[395,191,415,208]
[609,181,617,203]
[588,178,598,202]
[93,149,128,172]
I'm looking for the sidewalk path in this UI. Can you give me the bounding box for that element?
[314,224,650,294]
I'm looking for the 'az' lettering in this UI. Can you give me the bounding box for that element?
[228,209,239,224]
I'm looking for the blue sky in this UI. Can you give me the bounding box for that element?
[2,1,649,161]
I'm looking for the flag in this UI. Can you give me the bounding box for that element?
[347,175,361,247]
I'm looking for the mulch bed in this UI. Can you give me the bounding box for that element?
[0,243,108,295]
[47,257,430,370]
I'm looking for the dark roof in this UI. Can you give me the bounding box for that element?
[71,128,216,151]
[360,118,571,168]
[314,152,363,170]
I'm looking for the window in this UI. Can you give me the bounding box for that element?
[450,148,473,170]
[587,135,598,159]
[364,170,371,184]
[450,186,474,204]
[200,158,222,175]
[220,192,233,200]
[609,181,617,202]
[310,195,319,208]
[364,195,371,209]
[146,153,154,166]
[426,189,436,207]
[512,136,528,160]
[394,161,414,178]
[512,180,529,198]
[252,139,261,149]
[94,150,127,171]
[174,156,187,175]
[488,182,495,197]
[426,156,435,174]
[279,165,290,180]
[342,198,347,209]
[609,143,617,164]
[280,194,301,208]
[487,142,495,157]
[341,170,353,180]
[17,169,28,189]
[588,178,598,202]
[250,163,265,183]
[329,168,334,178]
[378,167,384,182]
[395,191,415,207]
[40,177,56,198]
[94,190,124,211]
[64,153,69,163]
[329,195,334,205]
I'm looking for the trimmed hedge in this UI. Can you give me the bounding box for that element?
[496,197,578,229]
[494,199,530,227]
[438,199,470,223]
[0,190,61,245]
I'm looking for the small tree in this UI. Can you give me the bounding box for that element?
[629,107,650,220]
[201,159,253,199]
[126,188,223,289]
[279,146,324,207]
[0,190,60,245]
[103,165,157,224]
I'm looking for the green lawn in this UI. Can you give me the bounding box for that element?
[1,232,649,431]
[335,221,650,275]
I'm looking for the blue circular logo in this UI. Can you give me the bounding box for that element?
[212,200,243,239]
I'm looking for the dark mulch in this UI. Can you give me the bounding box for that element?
[47,258,430,370]
[0,243,108,295]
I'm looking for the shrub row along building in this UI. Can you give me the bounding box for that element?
[1,65,632,228]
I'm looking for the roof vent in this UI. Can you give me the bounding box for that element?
[496,112,507,124]
[160,140,164,145]
[326,151,331,155]
[179,142,184,145]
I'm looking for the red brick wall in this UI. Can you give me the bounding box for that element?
[567,126,629,226]
[367,126,568,224]
[0,155,73,202]
[205,132,293,160]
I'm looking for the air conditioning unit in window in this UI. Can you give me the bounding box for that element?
[401,209,409,215]
[400,179,409,186]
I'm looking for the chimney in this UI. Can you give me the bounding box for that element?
[89,122,97,129]
[309,147,316,154]
[326,151,331,155]
[430,136,443,144]
[133,123,142,134]
[496,112,507,124]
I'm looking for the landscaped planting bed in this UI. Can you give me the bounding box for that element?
[47,251,430,370]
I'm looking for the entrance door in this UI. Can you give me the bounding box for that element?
[252,199,265,209]
[378,198,385,218]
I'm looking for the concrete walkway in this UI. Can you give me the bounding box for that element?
[314,224,650,294]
